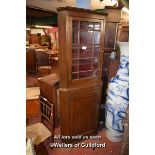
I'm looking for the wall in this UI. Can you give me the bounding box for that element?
[26,0,76,12]
[91,0,117,10]
[30,28,45,35]
[26,0,116,12]
[76,0,91,9]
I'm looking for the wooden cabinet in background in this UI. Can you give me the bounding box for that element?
[26,87,40,119]
[104,6,121,50]
[101,7,121,97]
[100,7,121,126]
[57,6,107,143]
[119,25,129,42]
[29,34,40,44]
[108,58,120,81]
[38,73,60,128]
[26,49,37,73]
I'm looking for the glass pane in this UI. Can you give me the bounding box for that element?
[72,73,79,79]
[73,20,79,29]
[93,63,98,69]
[94,22,101,30]
[80,21,94,30]
[79,46,92,58]
[72,59,79,65]
[73,31,78,44]
[93,46,99,57]
[94,31,100,44]
[79,64,93,71]
[80,31,93,44]
[79,71,93,78]
[89,22,94,29]
[80,21,88,29]
[94,70,98,76]
[72,21,101,80]
[93,57,98,69]
[79,58,92,65]
[72,48,78,59]
[72,65,78,72]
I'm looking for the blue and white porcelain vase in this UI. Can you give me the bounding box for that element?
[105,42,129,142]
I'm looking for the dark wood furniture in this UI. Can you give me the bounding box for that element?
[38,73,60,128]
[102,48,120,93]
[48,53,59,67]
[26,87,40,119]
[26,94,54,154]
[99,49,120,128]
[26,48,37,73]
[119,25,129,42]
[108,57,120,81]
[100,7,121,127]
[35,51,51,76]
[26,98,40,118]
[29,34,40,44]
[104,6,121,50]
[57,6,107,143]
[102,7,121,96]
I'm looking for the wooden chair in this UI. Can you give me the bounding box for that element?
[26,49,37,74]
[35,51,51,76]
[50,53,59,67]
[26,96,54,153]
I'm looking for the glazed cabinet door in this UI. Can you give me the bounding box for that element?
[69,18,105,87]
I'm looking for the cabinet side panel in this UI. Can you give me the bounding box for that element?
[58,11,69,88]
[59,89,70,137]
[39,81,59,127]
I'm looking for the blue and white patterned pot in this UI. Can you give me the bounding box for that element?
[105,42,129,142]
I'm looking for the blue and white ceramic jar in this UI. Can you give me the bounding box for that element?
[105,42,129,142]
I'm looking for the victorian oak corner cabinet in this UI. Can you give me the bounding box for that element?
[57,7,107,143]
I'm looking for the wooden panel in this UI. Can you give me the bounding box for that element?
[60,84,102,143]
[101,7,121,105]
[102,52,111,88]
[70,91,100,136]
[58,11,68,88]
[39,80,58,103]
[26,49,36,73]
[57,6,108,19]
[105,23,118,49]
[101,52,111,105]
[59,88,70,138]
[38,74,59,127]
[119,26,129,42]
[26,99,40,118]
[108,58,119,81]
[105,8,121,22]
